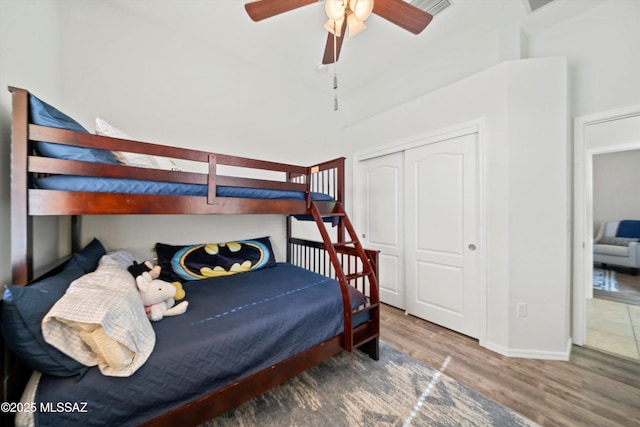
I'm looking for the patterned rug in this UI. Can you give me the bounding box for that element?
[593,268,619,292]
[203,342,536,427]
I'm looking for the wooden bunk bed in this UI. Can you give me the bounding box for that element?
[2,86,380,426]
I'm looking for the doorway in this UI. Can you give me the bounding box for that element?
[588,151,640,360]
[573,105,640,359]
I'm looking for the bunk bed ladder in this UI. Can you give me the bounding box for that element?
[310,201,380,353]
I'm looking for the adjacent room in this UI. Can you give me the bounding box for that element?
[0,0,639,426]
[590,149,640,359]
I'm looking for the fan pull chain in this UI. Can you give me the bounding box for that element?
[333,71,338,111]
[333,21,339,111]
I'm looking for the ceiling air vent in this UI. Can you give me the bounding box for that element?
[407,0,451,16]
[527,0,555,12]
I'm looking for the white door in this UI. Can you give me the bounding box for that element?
[357,152,405,309]
[405,132,480,338]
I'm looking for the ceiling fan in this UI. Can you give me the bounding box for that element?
[244,0,434,64]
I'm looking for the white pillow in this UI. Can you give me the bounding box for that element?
[153,156,183,171]
[95,117,183,171]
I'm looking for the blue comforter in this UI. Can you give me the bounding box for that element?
[34,263,366,426]
[33,175,334,201]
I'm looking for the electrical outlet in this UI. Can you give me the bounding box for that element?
[517,303,527,317]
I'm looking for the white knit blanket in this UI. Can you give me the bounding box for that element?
[42,254,155,377]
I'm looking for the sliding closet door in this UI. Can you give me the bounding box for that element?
[405,132,480,338]
[357,152,405,309]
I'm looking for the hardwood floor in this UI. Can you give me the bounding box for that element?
[380,304,640,427]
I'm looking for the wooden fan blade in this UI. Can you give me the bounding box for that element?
[322,20,348,64]
[245,0,318,22]
[373,0,433,34]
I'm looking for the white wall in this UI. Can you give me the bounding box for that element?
[593,150,640,227]
[505,58,569,356]
[56,2,340,161]
[338,25,504,126]
[0,1,63,277]
[526,0,640,119]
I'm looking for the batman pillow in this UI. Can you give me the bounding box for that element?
[155,237,276,283]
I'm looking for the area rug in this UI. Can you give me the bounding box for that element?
[593,268,618,292]
[593,268,640,304]
[203,342,537,427]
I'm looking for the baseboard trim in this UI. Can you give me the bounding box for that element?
[484,337,572,361]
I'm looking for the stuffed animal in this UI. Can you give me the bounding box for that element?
[128,260,185,301]
[128,260,161,280]
[135,271,189,322]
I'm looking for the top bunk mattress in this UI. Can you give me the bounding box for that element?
[33,176,335,201]
[33,262,367,427]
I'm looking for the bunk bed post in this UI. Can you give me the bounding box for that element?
[360,248,380,360]
[285,170,294,263]
[336,157,345,202]
[207,154,217,204]
[4,86,34,423]
[71,216,82,253]
[9,86,33,285]
[336,157,346,243]
[305,165,314,208]
[285,215,292,263]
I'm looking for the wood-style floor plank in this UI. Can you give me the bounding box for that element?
[380,304,640,427]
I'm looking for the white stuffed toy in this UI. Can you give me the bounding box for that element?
[136,271,189,322]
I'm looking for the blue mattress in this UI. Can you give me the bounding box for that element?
[34,263,367,426]
[33,175,335,201]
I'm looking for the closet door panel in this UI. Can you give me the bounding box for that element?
[357,152,404,309]
[405,132,480,338]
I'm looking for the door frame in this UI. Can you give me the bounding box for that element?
[573,104,640,346]
[353,119,487,346]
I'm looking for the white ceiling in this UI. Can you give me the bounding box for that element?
[106,0,606,116]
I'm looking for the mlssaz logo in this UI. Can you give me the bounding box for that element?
[40,401,88,413]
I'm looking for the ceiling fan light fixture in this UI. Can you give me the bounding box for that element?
[325,0,346,21]
[347,13,367,38]
[349,0,374,22]
[323,17,345,36]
